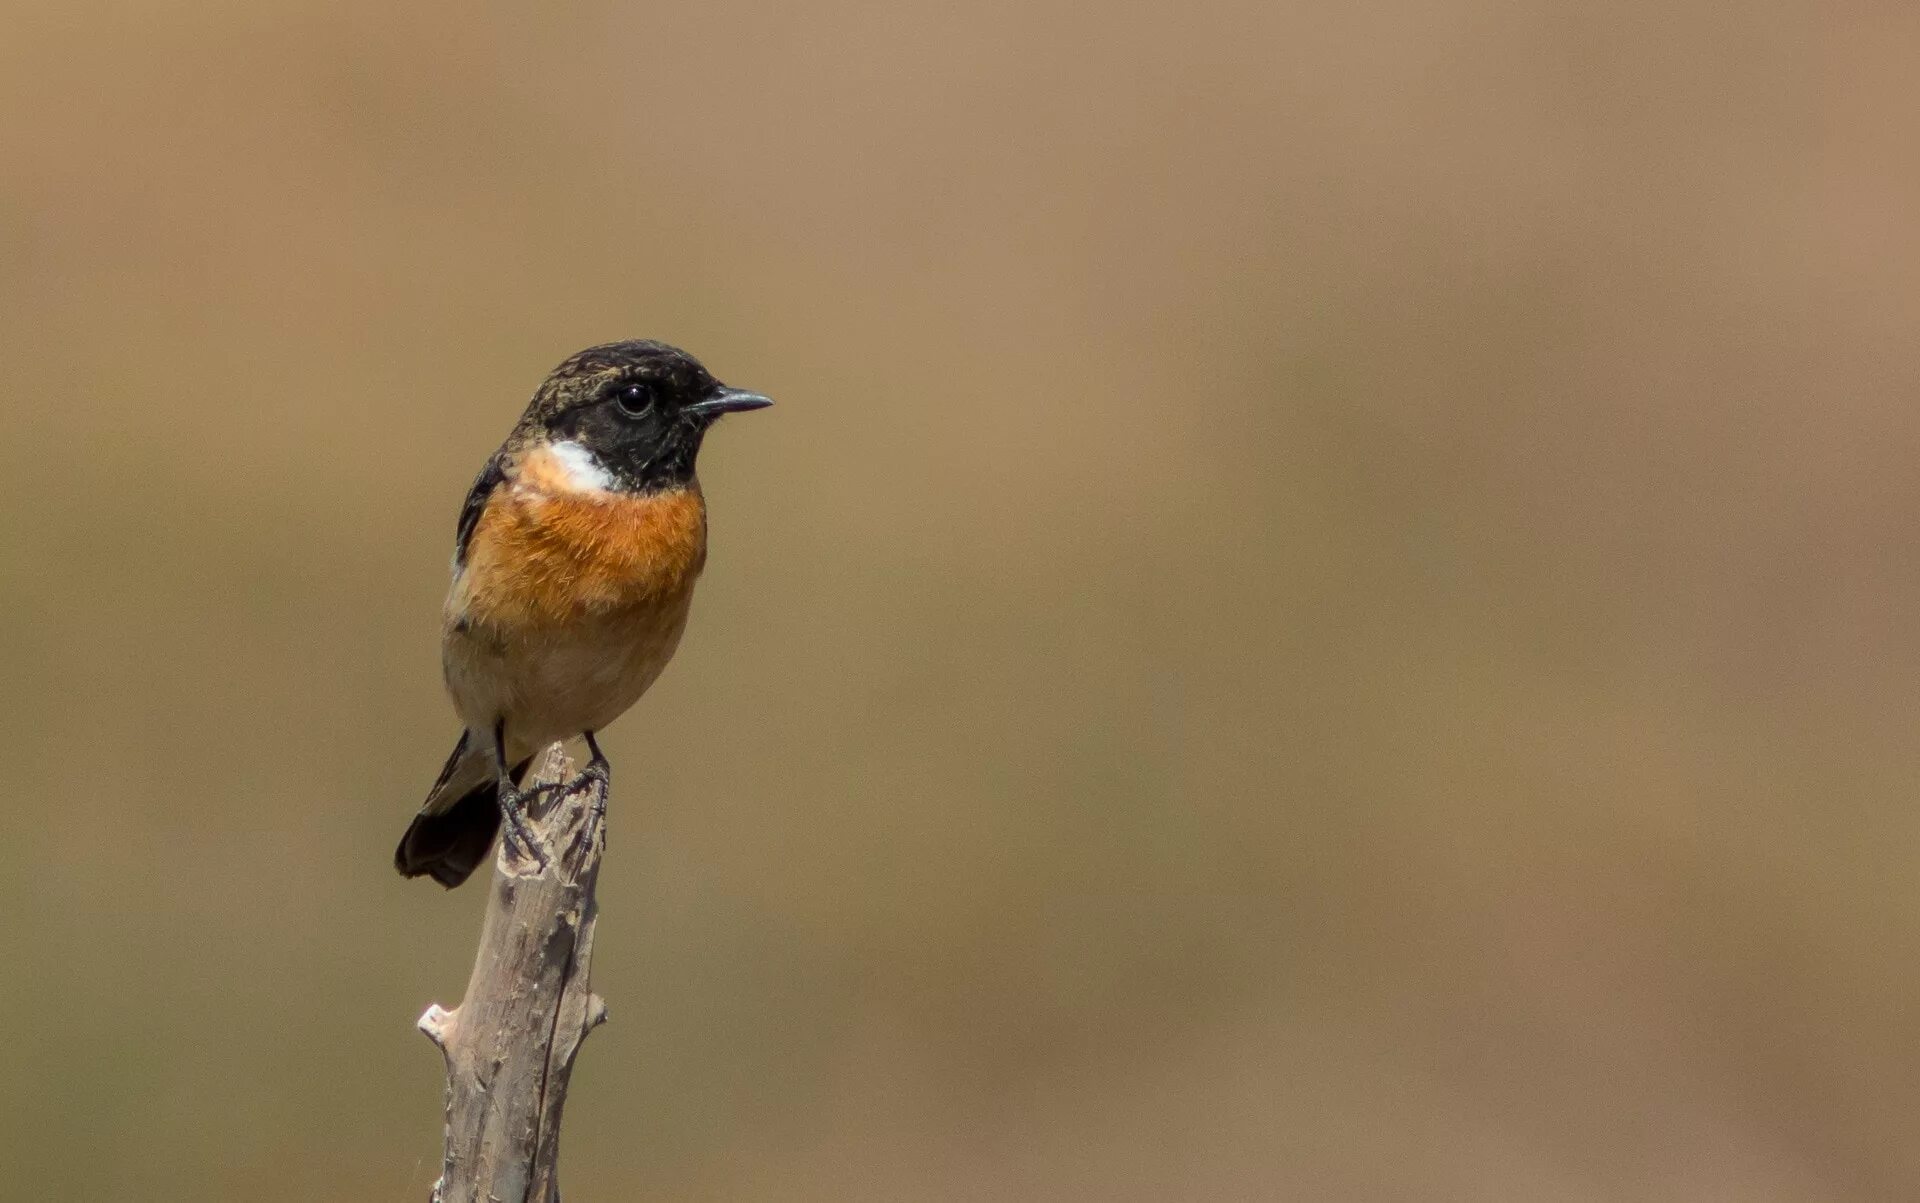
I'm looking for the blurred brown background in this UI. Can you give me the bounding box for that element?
[3,1,1917,1199]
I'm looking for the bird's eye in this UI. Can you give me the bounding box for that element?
[615,382,654,416]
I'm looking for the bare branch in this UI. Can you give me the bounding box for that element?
[419,745,608,1203]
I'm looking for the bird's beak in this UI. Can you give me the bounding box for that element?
[687,387,775,418]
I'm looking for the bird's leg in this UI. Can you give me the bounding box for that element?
[580,730,611,822]
[580,730,611,783]
[522,731,610,810]
[493,721,549,869]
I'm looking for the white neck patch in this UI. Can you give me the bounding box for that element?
[545,440,617,493]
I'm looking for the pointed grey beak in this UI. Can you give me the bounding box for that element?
[687,387,774,419]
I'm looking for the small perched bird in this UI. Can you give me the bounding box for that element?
[395,340,772,887]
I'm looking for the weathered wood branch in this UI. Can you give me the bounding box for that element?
[419,744,608,1203]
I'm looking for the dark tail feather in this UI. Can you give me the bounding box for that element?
[394,753,531,889]
[394,784,501,888]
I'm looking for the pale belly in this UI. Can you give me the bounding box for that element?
[442,588,694,755]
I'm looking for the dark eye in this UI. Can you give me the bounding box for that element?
[615,382,654,416]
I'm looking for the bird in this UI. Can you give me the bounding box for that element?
[395,339,772,888]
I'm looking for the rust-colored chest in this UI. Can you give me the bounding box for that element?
[452,467,708,632]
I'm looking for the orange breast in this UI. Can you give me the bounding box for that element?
[457,471,708,631]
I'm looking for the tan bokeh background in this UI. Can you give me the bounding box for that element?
[4,2,1918,1199]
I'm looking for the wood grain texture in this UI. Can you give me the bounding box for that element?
[418,745,609,1203]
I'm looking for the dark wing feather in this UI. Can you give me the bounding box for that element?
[453,454,507,570]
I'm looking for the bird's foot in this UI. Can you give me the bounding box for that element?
[524,758,608,803]
[580,733,610,822]
[496,786,551,870]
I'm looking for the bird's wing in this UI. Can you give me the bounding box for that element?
[453,453,508,571]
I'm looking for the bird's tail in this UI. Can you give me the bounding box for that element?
[394,733,529,889]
